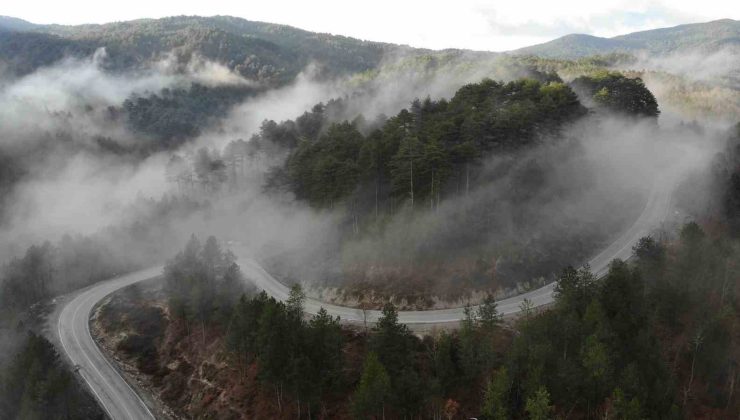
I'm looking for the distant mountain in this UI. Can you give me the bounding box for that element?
[513,19,740,58]
[0,16,38,32]
[0,16,426,83]
[2,15,738,84]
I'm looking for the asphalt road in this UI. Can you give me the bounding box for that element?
[239,169,676,323]
[56,266,162,420]
[53,170,676,419]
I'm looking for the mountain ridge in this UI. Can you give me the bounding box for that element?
[1,15,737,82]
[513,18,740,58]
[0,15,422,82]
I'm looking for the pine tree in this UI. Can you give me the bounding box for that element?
[525,386,552,420]
[482,367,511,420]
[477,294,503,333]
[352,352,391,420]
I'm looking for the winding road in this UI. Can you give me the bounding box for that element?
[53,169,678,419]
[56,266,162,419]
[240,168,676,323]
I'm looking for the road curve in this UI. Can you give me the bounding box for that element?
[54,169,677,419]
[239,169,676,324]
[57,266,162,420]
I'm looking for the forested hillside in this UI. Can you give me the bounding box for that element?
[0,15,418,82]
[91,125,740,418]
[0,30,95,76]
[255,73,654,213]
[0,13,737,419]
[181,73,654,305]
[278,78,585,208]
[96,208,740,419]
[119,82,260,151]
[514,19,740,58]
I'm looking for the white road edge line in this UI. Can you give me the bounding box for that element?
[82,285,157,420]
[56,165,682,419]
[58,295,115,419]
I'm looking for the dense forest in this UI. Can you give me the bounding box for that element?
[103,121,740,414]
[0,332,104,419]
[277,77,586,209]
[170,71,655,215]
[570,71,660,117]
[119,82,259,151]
[100,212,740,419]
[0,33,726,227]
[0,15,410,83]
[90,75,740,418]
[0,13,737,419]
[159,73,659,304]
[251,73,652,219]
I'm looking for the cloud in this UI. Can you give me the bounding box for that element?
[0,49,256,258]
[479,4,696,41]
[3,153,170,242]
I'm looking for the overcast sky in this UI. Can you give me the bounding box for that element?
[4,0,738,51]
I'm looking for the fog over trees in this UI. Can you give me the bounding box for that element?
[0,13,737,420]
[121,218,740,418]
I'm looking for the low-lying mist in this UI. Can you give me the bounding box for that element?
[615,47,740,124]
[632,46,740,87]
[0,48,543,257]
[266,116,725,307]
[0,45,732,310]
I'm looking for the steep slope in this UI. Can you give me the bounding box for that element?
[513,19,740,58]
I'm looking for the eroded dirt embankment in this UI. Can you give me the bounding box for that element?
[91,279,364,419]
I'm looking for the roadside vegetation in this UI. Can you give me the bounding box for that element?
[0,195,206,419]
[95,121,740,418]
[0,14,737,419]
[99,215,740,418]
[164,74,656,307]
[0,332,104,419]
